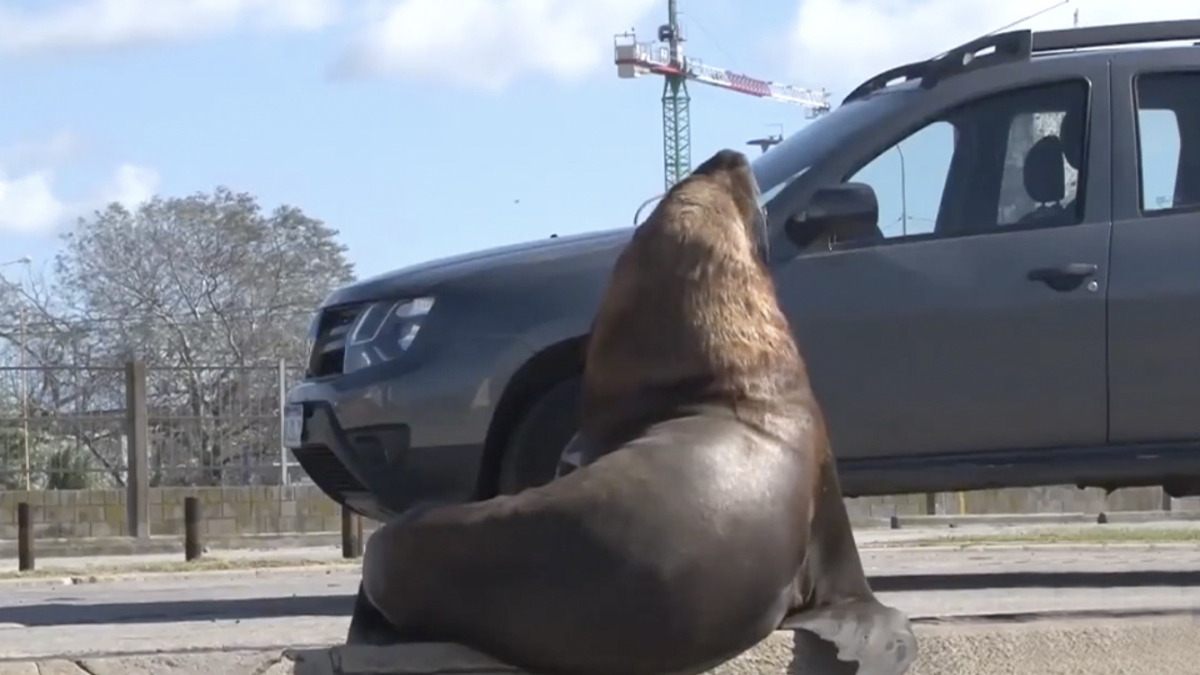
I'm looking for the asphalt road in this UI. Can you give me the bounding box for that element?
[1,541,1198,662]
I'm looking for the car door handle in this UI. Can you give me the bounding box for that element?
[1026,263,1098,291]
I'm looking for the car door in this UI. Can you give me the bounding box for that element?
[771,68,1111,464]
[1107,49,1200,445]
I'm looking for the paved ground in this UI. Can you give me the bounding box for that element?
[1,539,1198,659]
[1,524,1198,672]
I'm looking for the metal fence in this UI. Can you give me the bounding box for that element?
[0,361,308,489]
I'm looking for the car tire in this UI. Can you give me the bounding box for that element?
[497,376,581,495]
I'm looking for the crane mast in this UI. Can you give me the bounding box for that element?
[661,0,689,190]
[614,1,831,191]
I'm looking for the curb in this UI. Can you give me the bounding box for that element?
[853,509,1200,530]
[2,540,1194,586]
[1,511,1196,561]
[0,562,361,588]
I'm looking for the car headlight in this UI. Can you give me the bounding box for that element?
[343,297,435,374]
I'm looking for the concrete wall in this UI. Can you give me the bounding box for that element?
[0,485,343,540]
[1,485,1198,540]
[846,485,1199,518]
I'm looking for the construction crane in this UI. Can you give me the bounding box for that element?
[614,0,832,190]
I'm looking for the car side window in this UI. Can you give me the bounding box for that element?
[1134,72,1196,214]
[850,122,954,238]
[845,79,1089,244]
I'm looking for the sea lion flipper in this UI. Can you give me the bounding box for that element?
[780,600,917,675]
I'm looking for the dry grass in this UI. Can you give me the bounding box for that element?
[893,526,1200,548]
[0,556,357,581]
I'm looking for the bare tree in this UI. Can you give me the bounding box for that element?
[0,187,354,486]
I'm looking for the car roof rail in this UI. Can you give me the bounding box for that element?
[1031,19,1200,53]
[843,19,1200,106]
[843,29,1032,104]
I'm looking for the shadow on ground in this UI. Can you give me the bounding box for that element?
[3,570,1199,627]
[0,593,353,626]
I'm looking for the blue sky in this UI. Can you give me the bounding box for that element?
[0,0,1186,284]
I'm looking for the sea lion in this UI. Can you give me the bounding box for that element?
[346,148,917,675]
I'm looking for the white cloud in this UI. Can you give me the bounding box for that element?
[0,169,67,233]
[786,0,1200,99]
[0,131,83,172]
[332,0,659,89]
[0,0,341,58]
[98,163,161,210]
[0,134,160,234]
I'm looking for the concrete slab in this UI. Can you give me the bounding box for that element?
[3,618,1197,674]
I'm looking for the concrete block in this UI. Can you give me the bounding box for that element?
[26,660,86,675]
[206,517,238,536]
[298,515,325,533]
[78,650,280,675]
[103,504,123,525]
[275,617,1200,675]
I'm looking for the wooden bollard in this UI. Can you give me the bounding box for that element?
[17,502,33,572]
[184,496,202,561]
[342,505,363,559]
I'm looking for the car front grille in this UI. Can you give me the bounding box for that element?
[292,445,369,497]
[307,303,367,377]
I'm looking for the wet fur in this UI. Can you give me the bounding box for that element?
[580,149,805,446]
[349,149,915,675]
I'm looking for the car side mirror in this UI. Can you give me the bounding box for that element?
[784,182,881,250]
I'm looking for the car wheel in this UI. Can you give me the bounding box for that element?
[497,376,581,495]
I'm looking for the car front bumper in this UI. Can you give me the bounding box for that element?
[284,335,533,522]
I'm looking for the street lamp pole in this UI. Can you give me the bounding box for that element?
[2,256,33,490]
[19,302,28,490]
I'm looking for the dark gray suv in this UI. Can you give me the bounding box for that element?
[285,19,1200,521]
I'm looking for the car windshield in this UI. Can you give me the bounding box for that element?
[750,87,920,205]
[631,87,919,226]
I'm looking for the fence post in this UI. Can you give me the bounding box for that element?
[124,360,150,539]
[342,505,363,559]
[184,496,202,561]
[17,502,33,572]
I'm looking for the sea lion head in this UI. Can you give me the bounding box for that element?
[685,148,769,263]
[581,148,803,439]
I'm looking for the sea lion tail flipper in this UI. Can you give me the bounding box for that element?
[780,599,918,675]
[346,581,408,646]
